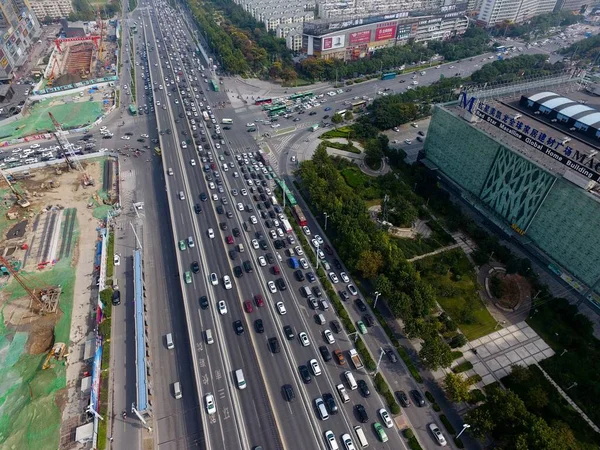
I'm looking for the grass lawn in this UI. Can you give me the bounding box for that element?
[415,249,496,340]
[323,139,361,154]
[320,126,353,139]
[340,166,370,189]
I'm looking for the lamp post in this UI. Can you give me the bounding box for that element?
[373,291,381,309]
[566,382,577,391]
[324,212,329,230]
[348,332,359,343]
[315,243,320,270]
[494,320,506,330]
[456,423,471,439]
[374,347,386,374]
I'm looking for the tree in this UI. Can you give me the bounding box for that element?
[344,111,354,121]
[526,385,549,410]
[419,335,453,370]
[443,373,472,403]
[331,113,343,126]
[356,250,384,279]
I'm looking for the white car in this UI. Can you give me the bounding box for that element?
[270,229,277,239]
[114,254,121,266]
[276,302,286,315]
[428,423,447,446]
[323,329,335,344]
[258,256,267,267]
[309,359,322,376]
[311,238,320,248]
[212,193,219,201]
[317,249,325,260]
[324,431,337,450]
[210,273,218,285]
[329,272,339,283]
[168,168,174,176]
[179,192,186,201]
[141,134,149,138]
[299,332,310,347]
[300,258,309,269]
[241,189,248,196]
[404,139,412,145]
[246,122,255,127]
[303,226,311,236]
[271,124,280,128]
[347,284,358,296]
[237,202,244,211]
[379,408,393,428]
[223,275,232,290]
[190,159,196,166]
[294,246,304,256]
[121,136,130,140]
[341,434,356,450]
[315,234,324,245]
[268,281,277,293]
[208,228,215,239]
[205,393,216,414]
[250,215,257,224]
[276,228,284,237]
[340,272,350,283]
[252,239,259,249]
[209,181,216,190]
[218,300,227,315]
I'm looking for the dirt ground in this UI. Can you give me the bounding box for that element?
[494,273,531,310]
[1,160,108,355]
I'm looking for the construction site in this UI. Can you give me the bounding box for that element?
[0,140,119,449]
[44,18,118,89]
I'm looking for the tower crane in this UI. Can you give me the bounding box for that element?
[0,167,30,207]
[48,112,94,186]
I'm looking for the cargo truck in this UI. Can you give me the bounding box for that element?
[281,218,293,233]
[349,348,364,370]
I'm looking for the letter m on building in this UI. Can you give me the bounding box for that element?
[458,92,478,113]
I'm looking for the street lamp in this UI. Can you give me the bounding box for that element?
[348,332,359,343]
[373,291,381,309]
[374,347,386,374]
[456,423,471,439]
[315,243,320,270]
[324,212,330,230]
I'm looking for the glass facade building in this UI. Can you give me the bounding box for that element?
[424,105,600,297]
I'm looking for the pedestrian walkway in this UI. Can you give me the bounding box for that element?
[407,243,461,262]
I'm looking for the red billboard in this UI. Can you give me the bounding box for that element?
[349,30,371,45]
[375,25,397,41]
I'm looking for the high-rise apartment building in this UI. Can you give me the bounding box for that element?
[477,0,558,26]
[0,0,41,80]
[30,0,73,20]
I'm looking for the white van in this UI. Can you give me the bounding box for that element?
[316,314,326,325]
[166,333,174,349]
[235,369,246,389]
[320,300,330,311]
[336,384,350,403]
[344,371,358,390]
[315,397,329,420]
[302,286,312,297]
[173,381,182,399]
[237,243,244,253]
[353,426,369,448]
[205,329,214,344]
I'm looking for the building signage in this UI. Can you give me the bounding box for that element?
[459,92,600,183]
[375,23,397,41]
[323,35,345,50]
[349,30,371,44]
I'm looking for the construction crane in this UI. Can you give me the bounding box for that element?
[48,112,94,186]
[0,167,30,207]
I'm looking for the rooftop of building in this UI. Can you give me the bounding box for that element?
[447,87,600,182]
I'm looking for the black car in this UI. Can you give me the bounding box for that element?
[309,111,317,116]
[200,192,208,201]
[319,345,332,362]
[276,278,287,291]
[282,384,295,402]
[191,261,200,273]
[333,259,342,270]
[322,393,338,414]
[295,270,305,281]
[411,390,426,407]
[358,379,370,397]
[386,348,398,363]
[339,290,350,301]
[219,222,228,230]
[199,295,209,309]
[229,249,237,260]
[355,299,367,312]
[283,325,295,340]
[259,240,268,250]
[243,260,253,273]
[255,231,264,239]
[269,337,281,353]
[363,314,374,327]
[226,211,233,219]
[312,286,322,297]
[254,319,264,333]
[330,320,342,333]
[232,227,241,237]
[234,320,244,335]
[265,253,275,264]
[299,365,312,384]
[112,289,121,305]
[233,265,243,278]
[194,203,202,214]
[396,390,411,407]
[355,404,368,423]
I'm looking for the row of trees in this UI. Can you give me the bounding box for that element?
[429,28,493,62]
[470,54,566,84]
[298,147,454,370]
[186,0,291,77]
[488,11,581,41]
[561,33,600,62]
[70,0,120,21]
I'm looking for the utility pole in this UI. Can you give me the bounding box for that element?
[373,291,381,309]
[374,347,385,374]
[324,212,329,230]
[456,424,471,439]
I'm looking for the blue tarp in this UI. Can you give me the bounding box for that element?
[134,250,148,412]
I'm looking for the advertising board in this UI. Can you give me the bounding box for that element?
[322,35,345,50]
[375,23,397,41]
[349,30,371,44]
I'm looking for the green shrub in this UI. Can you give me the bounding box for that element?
[466,374,482,384]
[408,436,423,450]
[451,351,463,360]
[374,373,401,414]
[356,338,376,371]
[452,361,473,373]
[468,389,486,404]
[106,232,115,278]
[397,345,423,383]
[403,428,414,439]
[450,334,468,348]
[454,437,465,448]
[440,414,456,435]
[425,391,435,403]
[432,402,441,412]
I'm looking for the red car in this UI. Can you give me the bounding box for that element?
[272,265,281,275]
[324,244,333,255]
[254,294,265,307]
[244,301,253,313]
[226,235,234,244]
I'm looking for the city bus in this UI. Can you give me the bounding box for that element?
[352,100,367,110]
[154,146,162,157]
[267,105,287,116]
[335,109,347,117]
[255,97,273,106]
[210,79,219,92]
[129,104,137,115]
[289,91,314,101]
[221,118,233,124]
[310,123,320,132]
